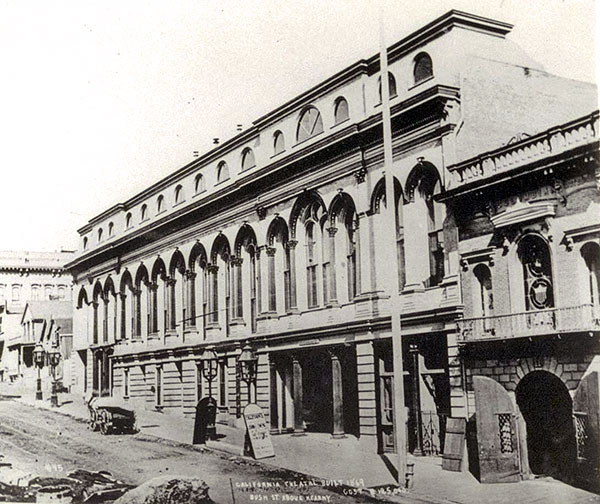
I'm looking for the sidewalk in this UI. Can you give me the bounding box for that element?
[6,389,599,504]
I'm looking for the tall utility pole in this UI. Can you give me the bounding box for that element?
[379,3,407,484]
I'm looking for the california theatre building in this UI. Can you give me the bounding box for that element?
[66,10,599,464]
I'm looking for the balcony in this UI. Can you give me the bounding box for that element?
[458,304,600,342]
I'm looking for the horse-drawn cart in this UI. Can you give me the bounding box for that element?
[87,396,136,435]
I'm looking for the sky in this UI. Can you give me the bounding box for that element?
[0,0,596,252]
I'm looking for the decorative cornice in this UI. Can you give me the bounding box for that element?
[490,200,555,229]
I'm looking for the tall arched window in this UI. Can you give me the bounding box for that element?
[273,131,285,155]
[174,184,184,204]
[83,237,89,250]
[125,213,132,229]
[31,285,40,300]
[241,148,256,171]
[378,72,397,102]
[334,97,349,124]
[108,222,114,237]
[141,204,148,221]
[473,264,493,317]
[156,195,164,214]
[217,161,229,183]
[97,228,103,242]
[413,52,433,84]
[306,222,318,308]
[518,235,554,310]
[296,106,323,142]
[194,174,206,194]
[581,242,600,306]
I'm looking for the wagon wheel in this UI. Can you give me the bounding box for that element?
[99,411,110,435]
[89,411,99,431]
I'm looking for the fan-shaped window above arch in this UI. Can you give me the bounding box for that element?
[194,173,206,194]
[273,130,285,155]
[414,52,433,84]
[217,161,229,183]
[241,148,256,171]
[297,106,323,143]
[378,72,397,102]
[334,97,349,124]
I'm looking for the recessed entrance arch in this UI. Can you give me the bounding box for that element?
[516,370,576,480]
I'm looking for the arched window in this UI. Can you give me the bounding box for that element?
[157,195,164,214]
[518,235,554,310]
[473,264,494,317]
[273,131,285,155]
[241,148,256,171]
[306,222,318,308]
[217,161,229,183]
[108,222,114,237]
[141,204,148,221]
[194,173,206,194]
[581,242,600,306]
[174,184,184,204]
[31,285,40,301]
[97,228,103,242]
[378,72,397,102]
[296,106,323,142]
[125,213,132,229]
[83,237,89,250]
[58,286,66,299]
[334,97,349,124]
[414,52,433,84]
[12,285,20,302]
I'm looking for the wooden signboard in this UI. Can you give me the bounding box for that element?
[243,403,275,459]
[442,417,466,472]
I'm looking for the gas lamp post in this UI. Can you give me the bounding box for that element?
[48,346,61,407]
[238,342,258,403]
[200,346,218,440]
[33,343,45,401]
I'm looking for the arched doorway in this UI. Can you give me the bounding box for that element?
[516,371,576,480]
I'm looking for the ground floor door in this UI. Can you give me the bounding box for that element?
[516,370,576,482]
[474,376,520,483]
[572,371,599,488]
[92,349,111,397]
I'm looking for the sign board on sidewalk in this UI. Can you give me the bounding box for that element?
[243,403,275,459]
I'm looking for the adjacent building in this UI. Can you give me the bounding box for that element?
[0,250,74,383]
[65,8,598,471]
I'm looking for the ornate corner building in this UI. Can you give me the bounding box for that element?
[65,9,599,478]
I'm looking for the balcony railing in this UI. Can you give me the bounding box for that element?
[458,304,600,342]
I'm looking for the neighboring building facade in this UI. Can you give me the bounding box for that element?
[444,112,600,485]
[66,10,598,459]
[0,250,74,382]
[11,300,73,394]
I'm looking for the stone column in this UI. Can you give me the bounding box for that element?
[102,298,109,343]
[256,247,263,314]
[409,344,423,455]
[269,359,279,433]
[292,354,305,436]
[287,240,298,310]
[330,348,345,438]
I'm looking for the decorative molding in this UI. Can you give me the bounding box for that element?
[490,199,555,229]
[459,247,495,271]
[561,223,600,251]
[255,205,267,221]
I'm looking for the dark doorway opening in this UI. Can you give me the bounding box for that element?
[301,350,332,433]
[516,371,576,481]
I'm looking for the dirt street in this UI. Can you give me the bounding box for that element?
[0,399,402,504]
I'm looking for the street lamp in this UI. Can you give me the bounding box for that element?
[238,342,258,403]
[199,346,218,441]
[48,346,61,407]
[200,346,218,397]
[33,343,45,401]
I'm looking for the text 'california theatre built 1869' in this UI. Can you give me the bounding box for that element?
[65,11,599,485]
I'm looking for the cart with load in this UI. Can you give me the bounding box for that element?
[87,396,137,435]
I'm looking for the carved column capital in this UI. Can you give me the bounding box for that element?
[265,247,276,257]
[327,227,338,237]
